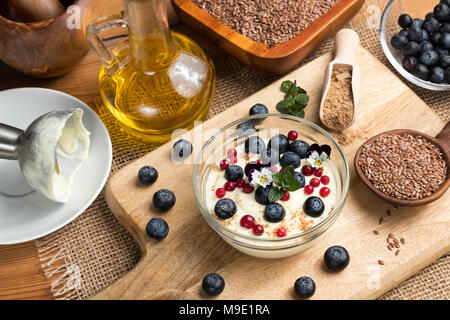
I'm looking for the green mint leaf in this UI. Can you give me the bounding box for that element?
[268,187,284,203]
[291,102,306,112]
[281,165,295,178]
[286,83,298,97]
[276,100,290,114]
[285,97,296,107]
[294,93,309,106]
[296,87,307,94]
[291,110,305,118]
[272,172,283,186]
[281,80,294,93]
[284,176,301,191]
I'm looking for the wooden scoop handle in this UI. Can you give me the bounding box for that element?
[436,120,450,157]
[8,0,65,22]
[334,28,360,65]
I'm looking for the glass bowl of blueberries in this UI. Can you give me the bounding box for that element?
[193,113,350,259]
[380,0,450,90]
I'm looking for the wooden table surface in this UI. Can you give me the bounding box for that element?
[0,0,432,300]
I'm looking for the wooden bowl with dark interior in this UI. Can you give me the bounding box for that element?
[354,121,450,207]
[171,0,364,75]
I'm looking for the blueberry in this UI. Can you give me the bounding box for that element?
[289,140,310,158]
[260,148,280,165]
[440,54,450,68]
[153,189,176,211]
[398,14,412,28]
[435,47,449,56]
[268,134,290,154]
[441,23,450,33]
[440,33,450,49]
[407,27,424,42]
[293,172,306,188]
[171,139,192,161]
[404,41,420,56]
[411,18,424,29]
[236,121,256,137]
[431,33,442,45]
[303,196,325,218]
[442,0,450,7]
[146,217,169,240]
[425,12,435,20]
[391,34,408,50]
[138,166,158,185]
[294,276,316,299]
[430,66,445,83]
[249,103,269,123]
[245,136,265,154]
[264,203,286,223]
[434,3,450,22]
[202,273,225,296]
[402,56,417,73]
[419,41,434,54]
[255,186,272,205]
[225,165,244,182]
[420,50,439,66]
[214,198,237,220]
[421,29,430,42]
[414,63,431,80]
[424,18,440,33]
[324,245,350,271]
[445,67,450,81]
[280,151,301,168]
[398,29,409,38]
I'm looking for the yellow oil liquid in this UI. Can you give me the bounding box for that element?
[98,31,215,144]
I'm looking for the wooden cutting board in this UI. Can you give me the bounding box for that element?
[94,47,449,300]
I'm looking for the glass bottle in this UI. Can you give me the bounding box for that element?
[87,0,215,144]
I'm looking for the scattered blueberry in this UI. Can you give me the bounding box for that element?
[403,41,420,56]
[255,186,272,205]
[391,34,408,50]
[289,140,310,158]
[153,189,176,211]
[303,196,325,218]
[430,66,446,83]
[138,166,158,185]
[264,203,286,223]
[245,136,265,154]
[280,151,301,168]
[415,63,431,80]
[294,276,316,299]
[236,121,255,137]
[214,198,237,220]
[293,172,306,188]
[202,273,225,296]
[249,103,269,123]
[402,56,417,73]
[398,13,412,28]
[420,50,439,66]
[146,217,169,240]
[268,134,290,154]
[171,139,192,161]
[434,3,450,22]
[324,245,350,271]
[225,165,244,182]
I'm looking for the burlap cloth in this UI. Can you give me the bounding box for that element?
[35,0,449,300]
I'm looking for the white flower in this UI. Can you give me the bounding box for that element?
[251,167,273,187]
[306,151,329,169]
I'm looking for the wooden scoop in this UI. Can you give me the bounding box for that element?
[319,28,360,130]
[8,0,65,22]
[354,121,450,207]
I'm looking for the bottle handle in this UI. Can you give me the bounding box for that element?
[86,11,128,75]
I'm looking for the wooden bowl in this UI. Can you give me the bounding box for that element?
[0,0,119,78]
[171,0,364,75]
[354,122,450,207]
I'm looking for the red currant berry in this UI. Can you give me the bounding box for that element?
[253,224,264,236]
[313,168,323,177]
[236,178,245,188]
[287,130,298,141]
[224,181,236,191]
[281,190,290,201]
[310,178,320,188]
[304,185,314,195]
[320,175,330,185]
[242,183,255,194]
[277,227,287,237]
[319,187,330,197]
[227,148,237,159]
[215,188,226,198]
[240,215,256,229]
[230,157,238,164]
[256,159,262,164]
[219,159,230,170]
[301,165,314,176]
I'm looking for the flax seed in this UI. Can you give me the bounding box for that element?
[378,260,385,265]
[386,209,391,216]
[400,238,406,245]
[395,250,400,256]
[379,217,383,224]
[373,230,379,235]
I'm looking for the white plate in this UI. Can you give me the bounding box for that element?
[0,88,112,244]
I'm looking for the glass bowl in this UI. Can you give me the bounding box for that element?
[380,0,450,91]
[192,114,350,259]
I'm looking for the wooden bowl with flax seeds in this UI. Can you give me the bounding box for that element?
[172,0,364,75]
[354,122,450,207]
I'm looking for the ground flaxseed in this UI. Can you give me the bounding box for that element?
[322,67,354,129]
[359,133,447,200]
[192,0,339,46]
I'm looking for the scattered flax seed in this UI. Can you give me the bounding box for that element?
[379,217,383,224]
[378,260,385,265]
[400,238,406,245]
[388,233,395,238]
[386,209,391,216]
[387,245,392,251]
[373,230,379,235]
[395,250,400,256]
[394,243,400,248]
